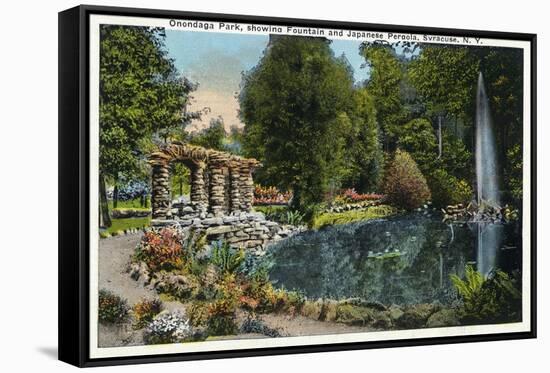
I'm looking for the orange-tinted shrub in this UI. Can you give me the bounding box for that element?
[383,150,431,210]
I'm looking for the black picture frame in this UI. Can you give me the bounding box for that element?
[58,4,537,367]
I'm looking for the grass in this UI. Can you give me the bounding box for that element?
[312,205,396,229]
[108,198,151,211]
[104,216,151,235]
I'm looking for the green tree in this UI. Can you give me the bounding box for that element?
[342,88,384,192]
[397,118,438,172]
[99,25,192,227]
[189,116,227,151]
[477,47,524,203]
[240,36,354,214]
[408,45,479,120]
[360,43,406,151]
[397,118,472,207]
[505,144,523,203]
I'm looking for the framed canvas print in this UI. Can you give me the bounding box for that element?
[58,5,537,367]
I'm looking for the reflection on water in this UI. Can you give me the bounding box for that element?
[476,223,504,276]
[261,213,521,305]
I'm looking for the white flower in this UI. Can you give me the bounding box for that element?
[144,311,192,344]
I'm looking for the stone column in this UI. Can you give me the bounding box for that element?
[151,162,171,219]
[190,161,208,213]
[240,164,254,212]
[209,164,226,217]
[229,165,242,213]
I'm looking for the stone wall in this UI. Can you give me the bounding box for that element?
[152,206,302,254]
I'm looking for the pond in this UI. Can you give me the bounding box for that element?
[261,212,522,306]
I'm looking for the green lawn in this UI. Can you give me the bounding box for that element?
[104,216,151,235]
[312,205,396,229]
[108,198,150,211]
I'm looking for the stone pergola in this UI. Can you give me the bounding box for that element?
[149,142,261,219]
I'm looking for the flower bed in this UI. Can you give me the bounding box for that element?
[253,185,291,206]
[341,188,384,203]
[129,227,303,342]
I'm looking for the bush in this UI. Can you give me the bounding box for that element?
[383,150,431,210]
[187,302,209,327]
[108,180,150,201]
[206,299,239,336]
[135,228,185,271]
[243,269,304,314]
[132,298,163,329]
[255,206,304,225]
[205,274,242,335]
[428,169,472,207]
[451,266,521,324]
[98,289,129,324]
[240,317,283,337]
[211,241,245,275]
[143,311,192,344]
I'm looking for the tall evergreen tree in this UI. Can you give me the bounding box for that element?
[240,36,354,214]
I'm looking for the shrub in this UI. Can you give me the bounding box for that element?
[205,274,242,335]
[243,269,304,314]
[108,180,150,201]
[283,210,305,225]
[211,241,245,275]
[143,311,192,344]
[206,299,239,336]
[154,272,200,301]
[240,317,283,337]
[135,228,184,271]
[98,289,129,324]
[428,169,473,207]
[451,266,521,324]
[132,298,163,329]
[187,302,209,327]
[383,150,431,210]
[255,206,304,226]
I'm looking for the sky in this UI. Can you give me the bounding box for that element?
[164,30,369,132]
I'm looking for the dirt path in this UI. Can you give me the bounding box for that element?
[258,313,371,336]
[99,233,154,304]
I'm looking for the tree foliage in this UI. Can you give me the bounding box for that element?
[408,45,479,119]
[189,117,227,151]
[98,25,193,225]
[341,89,384,192]
[240,36,355,213]
[360,43,406,151]
[397,118,472,207]
[99,26,193,177]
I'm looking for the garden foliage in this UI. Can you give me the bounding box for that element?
[98,289,129,324]
[383,150,431,210]
[451,266,522,324]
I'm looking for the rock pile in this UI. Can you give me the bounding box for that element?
[442,201,514,223]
